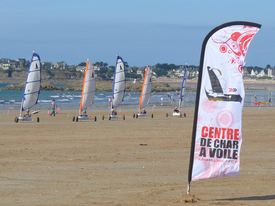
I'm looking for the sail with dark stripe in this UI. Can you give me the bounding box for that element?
[112,55,126,108]
[21,50,41,111]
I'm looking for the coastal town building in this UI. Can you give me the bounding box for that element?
[76,66,86,73]
[93,65,101,71]
[54,61,67,70]
[1,57,275,81]
[43,62,54,69]
[16,58,26,68]
[268,68,274,77]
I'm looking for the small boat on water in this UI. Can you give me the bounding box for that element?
[135,66,153,118]
[253,102,269,106]
[172,63,187,117]
[109,54,126,120]
[15,50,41,123]
[73,58,96,122]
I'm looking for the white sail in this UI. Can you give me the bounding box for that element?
[179,63,188,109]
[80,58,96,112]
[112,55,126,108]
[139,67,152,110]
[21,50,41,111]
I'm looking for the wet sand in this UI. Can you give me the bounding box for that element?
[0,107,274,205]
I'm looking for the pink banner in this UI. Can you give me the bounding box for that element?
[190,22,261,182]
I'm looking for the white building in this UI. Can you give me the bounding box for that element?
[257,70,266,77]
[268,68,274,77]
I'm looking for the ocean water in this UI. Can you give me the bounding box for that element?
[0,86,273,112]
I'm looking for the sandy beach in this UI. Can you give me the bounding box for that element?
[0,106,274,205]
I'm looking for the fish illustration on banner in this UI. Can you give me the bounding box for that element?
[187,21,261,193]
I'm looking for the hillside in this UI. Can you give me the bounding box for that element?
[1,81,193,93]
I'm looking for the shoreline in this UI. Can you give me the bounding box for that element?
[1,102,273,115]
[1,83,275,94]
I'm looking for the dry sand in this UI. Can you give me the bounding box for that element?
[0,107,274,205]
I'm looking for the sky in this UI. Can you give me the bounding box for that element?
[0,0,275,67]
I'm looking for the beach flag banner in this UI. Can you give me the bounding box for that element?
[187,21,261,193]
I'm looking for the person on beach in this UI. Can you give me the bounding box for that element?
[111,109,117,115]
[49,99,58,116]
[141,108,146,114]
[24,109,31,117]
[82,110,87,116]
[174,107,180,113]
[254,95,257,103]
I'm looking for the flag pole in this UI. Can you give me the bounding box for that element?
[186,24,209,194]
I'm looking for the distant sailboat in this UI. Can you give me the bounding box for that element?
[15,50,41,123]
[109,54,126,120]
[173,63,187,117]
[73,58,96,122]
[136,66,152,118]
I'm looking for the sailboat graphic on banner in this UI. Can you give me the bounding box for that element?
[205,66,242,103]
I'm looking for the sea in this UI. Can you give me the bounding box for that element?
[0,83,273,112]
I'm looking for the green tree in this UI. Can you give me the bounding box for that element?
[78,62,86,66]
[109,66,115,71]
[124,61,129,67]
[126,73,142,79]
[94,61,103,67]
[154,68,167,76]
[131,66,139,73]
[106,68,114,78]
[3,66,13,77]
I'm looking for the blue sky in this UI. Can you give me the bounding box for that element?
[0,0,274,67]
